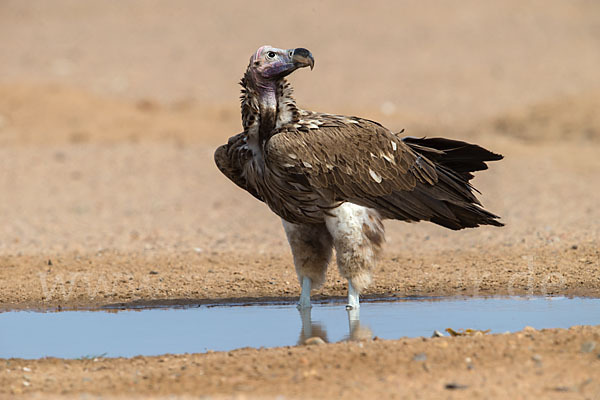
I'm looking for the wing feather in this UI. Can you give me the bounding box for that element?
[214,132,263,201]
[265,114,503,229]
[265,117,432,199]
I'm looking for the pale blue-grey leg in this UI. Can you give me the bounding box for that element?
[298,306,312,339]
[346,280,360,310]
[297,276,312,309]
[346,307,372,341]
[297,306,329,345]
[347,307,360,340]
[347,307,360,334]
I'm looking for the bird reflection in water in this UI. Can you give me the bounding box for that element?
[297,307,373,345]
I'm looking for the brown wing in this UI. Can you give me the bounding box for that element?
[265,115,502,229]
[266,116,436,198]
[214,132,263,202]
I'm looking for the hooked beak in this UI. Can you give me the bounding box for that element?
[291,48,314,70]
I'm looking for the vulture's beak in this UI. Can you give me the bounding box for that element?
[291,48,314,70]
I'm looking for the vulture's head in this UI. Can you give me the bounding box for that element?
[249,45,314,82]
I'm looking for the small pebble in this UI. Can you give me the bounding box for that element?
[22,367,31,372]
[553,386,571,392]
[413,353,427,362]
[149,270,159,275]
[304,337,325,346]
[532,354,542,363]
[445,382,468,390]
[581,341,596,353]
[431,330,444,338]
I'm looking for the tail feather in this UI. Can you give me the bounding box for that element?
[394,136,504,230]
[402,136,503,181]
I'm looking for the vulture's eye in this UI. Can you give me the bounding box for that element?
[267,51,276,59]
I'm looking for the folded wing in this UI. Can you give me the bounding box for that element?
[214,132,264,202]
[266,116,503,230]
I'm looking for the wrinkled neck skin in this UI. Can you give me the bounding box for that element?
[240,69,299,179]
[254,77,278,145]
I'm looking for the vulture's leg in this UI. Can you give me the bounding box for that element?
[347,308,374,341]
[299,276,311,309]
[299,306,313,339]
[347,307,360,328]
[348,281,360,310]
[282,220,333,309]
[324,203,385,310]
[297,307,329,345]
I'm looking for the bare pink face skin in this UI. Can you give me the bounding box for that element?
[250,45,285,79]
[249,45,314,86]
[254,45,270,61]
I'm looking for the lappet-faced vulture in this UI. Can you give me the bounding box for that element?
[215,45,503,310]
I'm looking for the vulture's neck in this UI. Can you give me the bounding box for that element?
[240,70,299,146]
[256,81,277,145]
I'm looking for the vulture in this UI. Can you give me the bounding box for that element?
[215,45,503,310]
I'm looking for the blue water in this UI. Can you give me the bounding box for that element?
[0,297,598,359]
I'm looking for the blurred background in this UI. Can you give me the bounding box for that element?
[3,0,600,133]
[0,0,599,256]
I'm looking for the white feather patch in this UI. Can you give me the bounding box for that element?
[369,169,382,183]
[303,161,313,168]
[391,141,397,151]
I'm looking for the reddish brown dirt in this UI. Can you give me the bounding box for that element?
[1,1,599,399]
[3,326,600,399]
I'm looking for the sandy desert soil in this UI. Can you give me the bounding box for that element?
[1,0,600,398]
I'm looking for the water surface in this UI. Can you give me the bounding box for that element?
[1,296,597,359]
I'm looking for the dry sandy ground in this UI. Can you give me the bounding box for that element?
[1,0,600,398]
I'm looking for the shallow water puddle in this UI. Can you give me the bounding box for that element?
[1,297,598,359]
